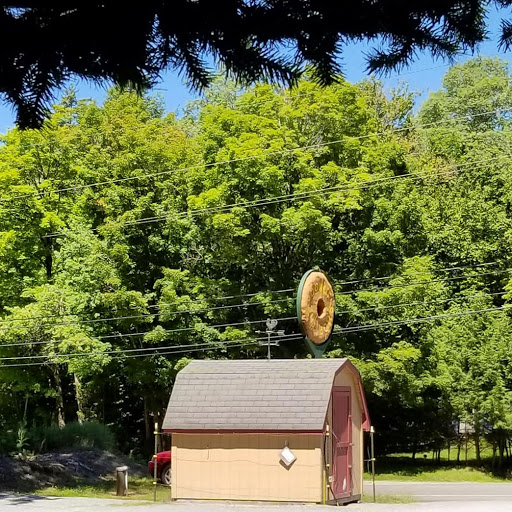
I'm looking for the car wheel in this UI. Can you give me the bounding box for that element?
[161,464,171,486]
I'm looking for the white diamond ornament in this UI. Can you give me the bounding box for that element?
[280,446,296,467]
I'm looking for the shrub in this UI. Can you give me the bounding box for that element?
[30,422,115,453]
[0,430,16,455]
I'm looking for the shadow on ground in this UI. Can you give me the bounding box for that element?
[0,494,59,504]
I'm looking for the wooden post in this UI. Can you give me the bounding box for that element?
[370,426,376,503]
[153,422,158,502]
[116,466,128,496]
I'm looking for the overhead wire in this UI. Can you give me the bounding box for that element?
[0,297,293,327]
[334,306,505,335]
[0,289,295,325]
[0,336,304,369]
[40,152,512,238]
[0,315,298,347]
[0,69,510,365]
[0,274,507,348]
[0,303,508,368]
[335,290,507,316]
[0,261,504,327]
[149,296,291,311]
[334,262,500,288]
[334,268,511,296]
[6,105,512,206]
[124,156,506,226]
[0,332,303,362]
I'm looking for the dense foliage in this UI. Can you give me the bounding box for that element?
[1,57,512,466]
[3,2,512,128]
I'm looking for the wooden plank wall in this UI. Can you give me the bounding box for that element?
[172,432,322,502]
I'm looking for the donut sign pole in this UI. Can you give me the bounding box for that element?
[296,268,336,357]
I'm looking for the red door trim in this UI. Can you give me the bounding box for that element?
[332,386,352,499]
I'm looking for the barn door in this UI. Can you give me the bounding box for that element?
[332,388,351,499]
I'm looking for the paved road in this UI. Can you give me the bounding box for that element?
[364,480,512,502]
[1,494,512,512]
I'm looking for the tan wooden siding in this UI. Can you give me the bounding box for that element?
[172,433,322,502]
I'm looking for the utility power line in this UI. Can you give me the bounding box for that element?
[6,106,512,205]
[0,316,298,347]
[124,156,504,226]
[0,290,294,325]
[335,268,510,296]
[0,335,304,369]
[0,332,302,362]
[1,304,508,368]
[335,306,505,335]
[335,291,506,316]
[334,262,500,288]
[0,297,292,327]
[40,153,512,238]
[0,261,504,327]
[0,344,250,368]
[149,296,291,311]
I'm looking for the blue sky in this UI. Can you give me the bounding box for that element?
[0,6,511,133]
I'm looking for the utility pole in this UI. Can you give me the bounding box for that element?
[256,318,285,360]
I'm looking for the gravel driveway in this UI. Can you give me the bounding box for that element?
[364,480,512,502]
[1,495,512,512]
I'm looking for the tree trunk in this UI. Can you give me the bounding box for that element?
[143,397,151,444]
[457,441,461,464]
[74,373,84,424]
[474,431,481,462]
[53,366,65,427]
[498,437,505,470]
[45,252,53,279]
[23,394,29,423]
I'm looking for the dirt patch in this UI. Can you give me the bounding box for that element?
[0,449,146,491]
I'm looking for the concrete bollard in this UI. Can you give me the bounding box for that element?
[116,465,128,496]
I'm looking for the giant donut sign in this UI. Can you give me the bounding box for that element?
[296,268,335,356]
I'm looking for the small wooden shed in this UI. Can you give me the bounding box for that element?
[163,358,370,505]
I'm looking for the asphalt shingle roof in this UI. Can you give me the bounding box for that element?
[163,358,348,432]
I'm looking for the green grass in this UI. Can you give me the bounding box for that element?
[365,447,512,482]
[388,444,495,463]
[365,465,506,482]
[35,477,172,501]
[362,494,415,504]
[37,478,413,505]
[362,440,512,483]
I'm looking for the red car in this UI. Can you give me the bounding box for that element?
[148,450,171,485]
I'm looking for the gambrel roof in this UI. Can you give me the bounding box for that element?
[163,358,369,432]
